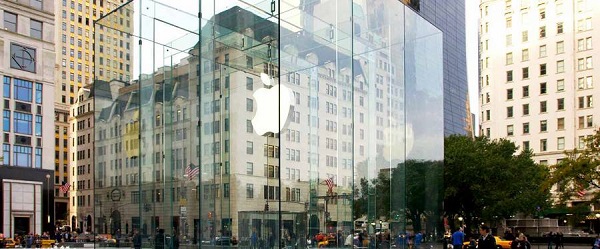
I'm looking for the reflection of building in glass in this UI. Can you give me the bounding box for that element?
[413,0,470,136]
[91,0,443,247]
[0,0,57,235]
[60,0,134,230]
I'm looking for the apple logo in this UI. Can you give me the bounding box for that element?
[251,73,294,136]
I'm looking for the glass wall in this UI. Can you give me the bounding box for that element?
[92,0,443,248]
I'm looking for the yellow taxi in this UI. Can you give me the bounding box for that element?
[463,236,512,249]
[3,238,17,248]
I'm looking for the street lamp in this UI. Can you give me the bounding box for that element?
[45,174,50,227]
[458,217,464,229]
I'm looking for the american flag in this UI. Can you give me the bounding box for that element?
[59,181,71,194]
[323,177,335,193]
[577,187,586,198]
[185,163,200,181]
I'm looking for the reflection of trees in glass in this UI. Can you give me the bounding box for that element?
[353,159,443,233]
[444,136,551,231]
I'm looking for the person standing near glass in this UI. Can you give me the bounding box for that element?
[452,227,465,249]
[477,225,496,249]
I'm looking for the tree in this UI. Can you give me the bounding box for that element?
[444,135,550,230]
[546,129,600,203]
[353,160,443,233]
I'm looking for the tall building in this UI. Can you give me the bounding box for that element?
[404,0,471,136]
[91,0,444,246]
[479,0,595,172]
[58,0,133,230]
[0,0,57,235]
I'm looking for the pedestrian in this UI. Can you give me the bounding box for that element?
[452,227,465,249]
[154,228,165,249]
[477,225,496,249]
[414,231,423,249]
[546,231,554,249]
[511,233,530,249]
[250,228,258,249]
[395,233,406,249]
[555,232,563,249]
[0,233,6,249]
[132,229,142,249]
[345,231,353,248]
[594,235,600,249]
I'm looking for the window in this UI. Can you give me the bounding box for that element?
[246,98,253,112]
[3,111,10,132]
[540,82,547,94]
[587,76,594,88]
[523,122,530,134]
[223,183,230,198]
[557,98,565,110]
[507,106,514,118]
[35,115,42,136]
[556,60,564,73]
[522,67,529,79]
[14,78,33,102]
[507,70,513,82]
[588,115,593,127]
[246,77,253,91]
[246,184,254,198]
[557,79,565,92]
[540,64,547,76]
[557,22,564,34]
[246,141,253,154]
[557,137,565,150]
[579,136,586,149]
[506,53,513,65]
[587,95,593,107]
[522,49,529,61]
[10,44,36,73]
[3,144,9,165]
[522,31,528,42]
[539,26,546,38]
[523,104,530,116]
[3,12,17,32]
[540,120,548,132]
[507,125,514,136]
[506,34,512,46]
[3,76,10,98]
[522,86,529,97]
[14,145,32,167]
[556,41,564,54]
[507,89,513,100]
[14,112,32,135]
[578,96,584,108]
[540,139,548,152]
[539,45,546,57]
[540,101,547,113]
[539,9,546,20]
[246,162,253,175]
[30,20,42,40]
[246,120,253,133]
[35,148,41,168]
[578,77,586,89]
[523,141,530,151]
[579,116,585,129]
[557,118,565,130]
[506,17,512,28]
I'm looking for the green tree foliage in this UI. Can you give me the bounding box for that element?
[444,135,550,228]
[546,130,600,203]
[353,160,443,233]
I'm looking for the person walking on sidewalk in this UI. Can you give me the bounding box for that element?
[477,225,496,249]
[452,227,465,249]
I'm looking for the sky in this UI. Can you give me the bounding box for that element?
[465,0,480,132]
